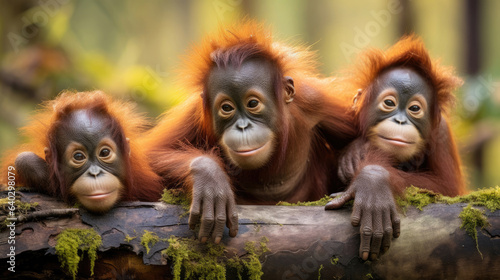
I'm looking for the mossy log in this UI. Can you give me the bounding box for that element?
[0,191,499,279]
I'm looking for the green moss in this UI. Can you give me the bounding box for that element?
[444,186,500,211]
[0,198,10,205]
[397,186,500,213]
[161,189,191,217]
[459,204,490,258]
[226,256,244,280]
[17,201,38,214]
[277,195,333,206]
[163,236,226,280]
[161,189,190,209]
[55,228,102,280]
[396,187,440,213]
[141,230,160,254]
[242,237,269,280]
[317,264,323,280]
[163,236,269,280]
[124,234,137,242]
[258,237,269,251]
[0,198,38,215]
[398,187,498,257]
[1,219,11,230]
[251,221,262,232]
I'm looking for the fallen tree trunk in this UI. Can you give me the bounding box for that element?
[0,191,499,279]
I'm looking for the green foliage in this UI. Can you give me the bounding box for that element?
[397,186,500,213]
[141,230,160,255]
[55,228,102,280]
[163,236,269,280]
[459,204,490,258]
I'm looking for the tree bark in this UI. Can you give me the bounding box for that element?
[1,191,499,279]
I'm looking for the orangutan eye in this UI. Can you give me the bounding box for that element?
[409,105,420,112]
[218,100,236,119]
[73,152,86,162]
[246,96,264,114]
[384,99,396,107]
[99,148,111,157]
[247,99,259,108]
[221,104,234,112]
[97,142,117,163]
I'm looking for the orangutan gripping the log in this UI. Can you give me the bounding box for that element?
[326,36,466,260]
[143,21,357,243]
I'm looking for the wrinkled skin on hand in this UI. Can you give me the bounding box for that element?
[338,138,369,184]
[188,156,238,244]
[326,165,400,260]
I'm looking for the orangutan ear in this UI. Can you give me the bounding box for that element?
[284,76,295,104]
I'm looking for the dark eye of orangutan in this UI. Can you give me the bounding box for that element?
[384,99,396,107]
[222,104,234,112]
[73,152,85,161]
[409,105,420,112]
[247,99,259,108]
[99,148,111,157]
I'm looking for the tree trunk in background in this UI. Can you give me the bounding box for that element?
[465,0,487,188]
[398,0,414,36]
[465,0,481,76]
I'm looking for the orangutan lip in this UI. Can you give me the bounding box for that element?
[85,190,115,199]
[378,135,415,145]
[233,142,268,156]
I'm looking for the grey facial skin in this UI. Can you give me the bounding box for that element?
[56,110,126,186]
[207,59,279,169]
[207,59,278,135]
[369,67,433,137]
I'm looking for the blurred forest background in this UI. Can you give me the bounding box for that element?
[0,0,499,190]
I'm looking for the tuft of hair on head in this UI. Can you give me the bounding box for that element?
[178,19,320,95]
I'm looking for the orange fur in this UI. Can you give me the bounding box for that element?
[1,90,163,202]
[343,35,462,131]
[344,35,466,196]
[179,20,321,96]
[143,20,357,202]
